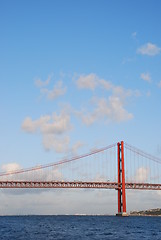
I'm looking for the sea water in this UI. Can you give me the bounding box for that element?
[0,215,161,239]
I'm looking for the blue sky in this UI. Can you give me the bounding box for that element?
[0,0,161,215]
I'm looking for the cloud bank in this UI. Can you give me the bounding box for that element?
[21,72,139,153]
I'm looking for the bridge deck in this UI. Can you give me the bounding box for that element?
[0,181,161,190]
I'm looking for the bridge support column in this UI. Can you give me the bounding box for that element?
[116,141,128,217]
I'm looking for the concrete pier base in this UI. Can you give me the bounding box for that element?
[116,212,129,217]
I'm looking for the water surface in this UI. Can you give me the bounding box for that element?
[0,215,161,239]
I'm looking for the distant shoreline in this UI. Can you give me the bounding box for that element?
[130,208,161,216]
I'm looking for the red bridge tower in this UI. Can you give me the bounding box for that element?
[116,141,128,216]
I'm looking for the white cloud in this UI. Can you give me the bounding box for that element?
[79,96,133,125]
[27,72,139,151]
[43,135,70,153]
[21,117,39,133]
[157,191,161,197]
[99,79,112,90]
[42,135,83,154]
[122,57,135,65]
[22,112,71,135]
[75,74,137,125]
[80,112,98,126]
[0,163,27,182]
[107,96,133,122]
[137,43,161,56]
[22,111,72,153]
[94,173,107,182]
[112,86,133,100]
[132,32,137,38]
[35,74,52,87]
[135,167,149,182]
[0,189,117,215]
[146,90,151,97]
[158,81,161,88]
[71,141,85,155]
[76,73,139,98]
[76,74,113,92]
[76,73,98,90]
[1,163,21,173]
[140,73,151,82]
[42,81,66,100]
[34,73,66,101]
[96,96,133,122]
[0,162,64,183]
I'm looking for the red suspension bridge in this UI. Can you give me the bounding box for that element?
[0,141,161,216]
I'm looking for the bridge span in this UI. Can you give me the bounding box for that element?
[0,141,161,216]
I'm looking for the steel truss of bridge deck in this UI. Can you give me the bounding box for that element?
[0,181,118,189]
[125,182,161,190]
[0,181,161,190]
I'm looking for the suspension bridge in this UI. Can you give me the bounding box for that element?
[0,141,161,216]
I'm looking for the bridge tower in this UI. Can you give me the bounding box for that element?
[116,141,128,216]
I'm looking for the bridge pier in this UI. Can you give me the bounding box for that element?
[116,141,128,217]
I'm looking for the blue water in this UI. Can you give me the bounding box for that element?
[0,216,161,239]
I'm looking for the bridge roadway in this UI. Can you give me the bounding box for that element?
[0,181,161,190]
